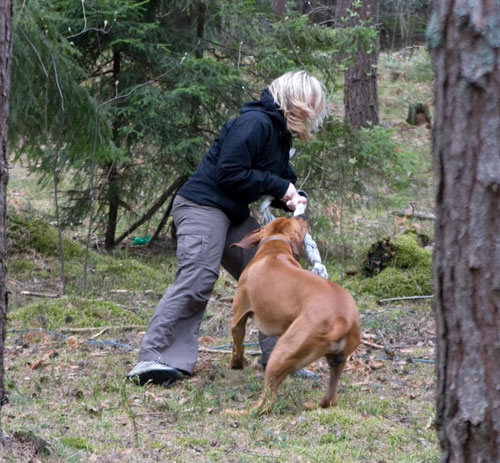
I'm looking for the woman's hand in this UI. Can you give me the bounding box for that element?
[281,183,308,211]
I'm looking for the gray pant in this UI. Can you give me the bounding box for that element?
[138,195,277,374]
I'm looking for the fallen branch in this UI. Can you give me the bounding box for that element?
[147,175,187,246]
[89,328,109,339]
[115,303,153,312]
[114,174,188,247]
[21,291,60,298]
[198,347,261,356]
[378,295,434,304]
[394,209,436,220]
[58,324,146,333]
[361,339,385,350]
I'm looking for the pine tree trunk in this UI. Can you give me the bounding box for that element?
[0,0,14,434]
[337,0,379,128]
[430,0,500,460]
[104,163,120,250]
[272,0,287,17]
[104,49,122,250]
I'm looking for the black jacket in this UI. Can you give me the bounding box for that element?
[177,89,297,224]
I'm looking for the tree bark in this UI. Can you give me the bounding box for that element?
[337,0,379,128]
[0,0,14,436]
[104,49,122,251]
[430,0,500,461]
[104,163,120,250]
[272,0,287,17]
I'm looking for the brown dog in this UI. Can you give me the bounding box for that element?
[227,215,361,414]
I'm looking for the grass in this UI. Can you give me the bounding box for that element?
[2,49,439,462]
[2,314,438,462]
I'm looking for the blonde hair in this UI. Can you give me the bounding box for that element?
[269,71,328,141]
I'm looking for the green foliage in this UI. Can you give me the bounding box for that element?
[9,296,145,329]
[9,0,381,246]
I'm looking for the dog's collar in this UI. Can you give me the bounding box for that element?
[258,235,292,249]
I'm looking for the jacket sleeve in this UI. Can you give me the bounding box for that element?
[215,115,290,203]
[270,163,297,210]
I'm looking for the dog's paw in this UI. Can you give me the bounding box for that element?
[318,397,338,409]
[229,357,245,369]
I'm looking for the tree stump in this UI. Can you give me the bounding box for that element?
[406,103,432,128]
[361,237,397,276]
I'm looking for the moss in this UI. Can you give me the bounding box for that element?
[8,296,146,329]
[7,258,37,274]
[94,257,168,292]
[60,435,94,451]
[361,231,432,298]
[393,233,432,269]
[7,212,85,259]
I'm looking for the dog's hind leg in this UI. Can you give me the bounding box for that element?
[319,354,346,408]
[250,321,315,414]
[230,289,251,370]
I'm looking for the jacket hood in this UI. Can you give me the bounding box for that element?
[240,89,287,129]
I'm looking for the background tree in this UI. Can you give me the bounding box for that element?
[272,0,287,16]
[336,0,379,128]
[378,0,430,50]
[8,0,390,261]
[429,0,500,460]
[0,0,14,437]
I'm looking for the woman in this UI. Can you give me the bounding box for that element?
[128,71,328,385]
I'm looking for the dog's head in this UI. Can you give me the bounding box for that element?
[232,215,308,256]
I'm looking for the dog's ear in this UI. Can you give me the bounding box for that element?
[290,215,308,256]
[294,214,309,235]
[291,240,303,257]
[231,228,262,249]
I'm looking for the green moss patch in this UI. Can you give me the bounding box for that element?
[60,435,94,452]
[7,212,85,259]
[361,231,432,298]
[8,296,146,329]
[393,231,432,269]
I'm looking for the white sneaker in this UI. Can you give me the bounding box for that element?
[292,368,319,379]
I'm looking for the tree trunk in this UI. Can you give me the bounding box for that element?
[104,163,120,250]
[104,49,122,251]
[430,0,500,461]
[0,0,14,436]
[272,0,287,17]
[337,0,379,128]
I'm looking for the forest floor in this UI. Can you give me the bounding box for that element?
[1,48,438,462]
